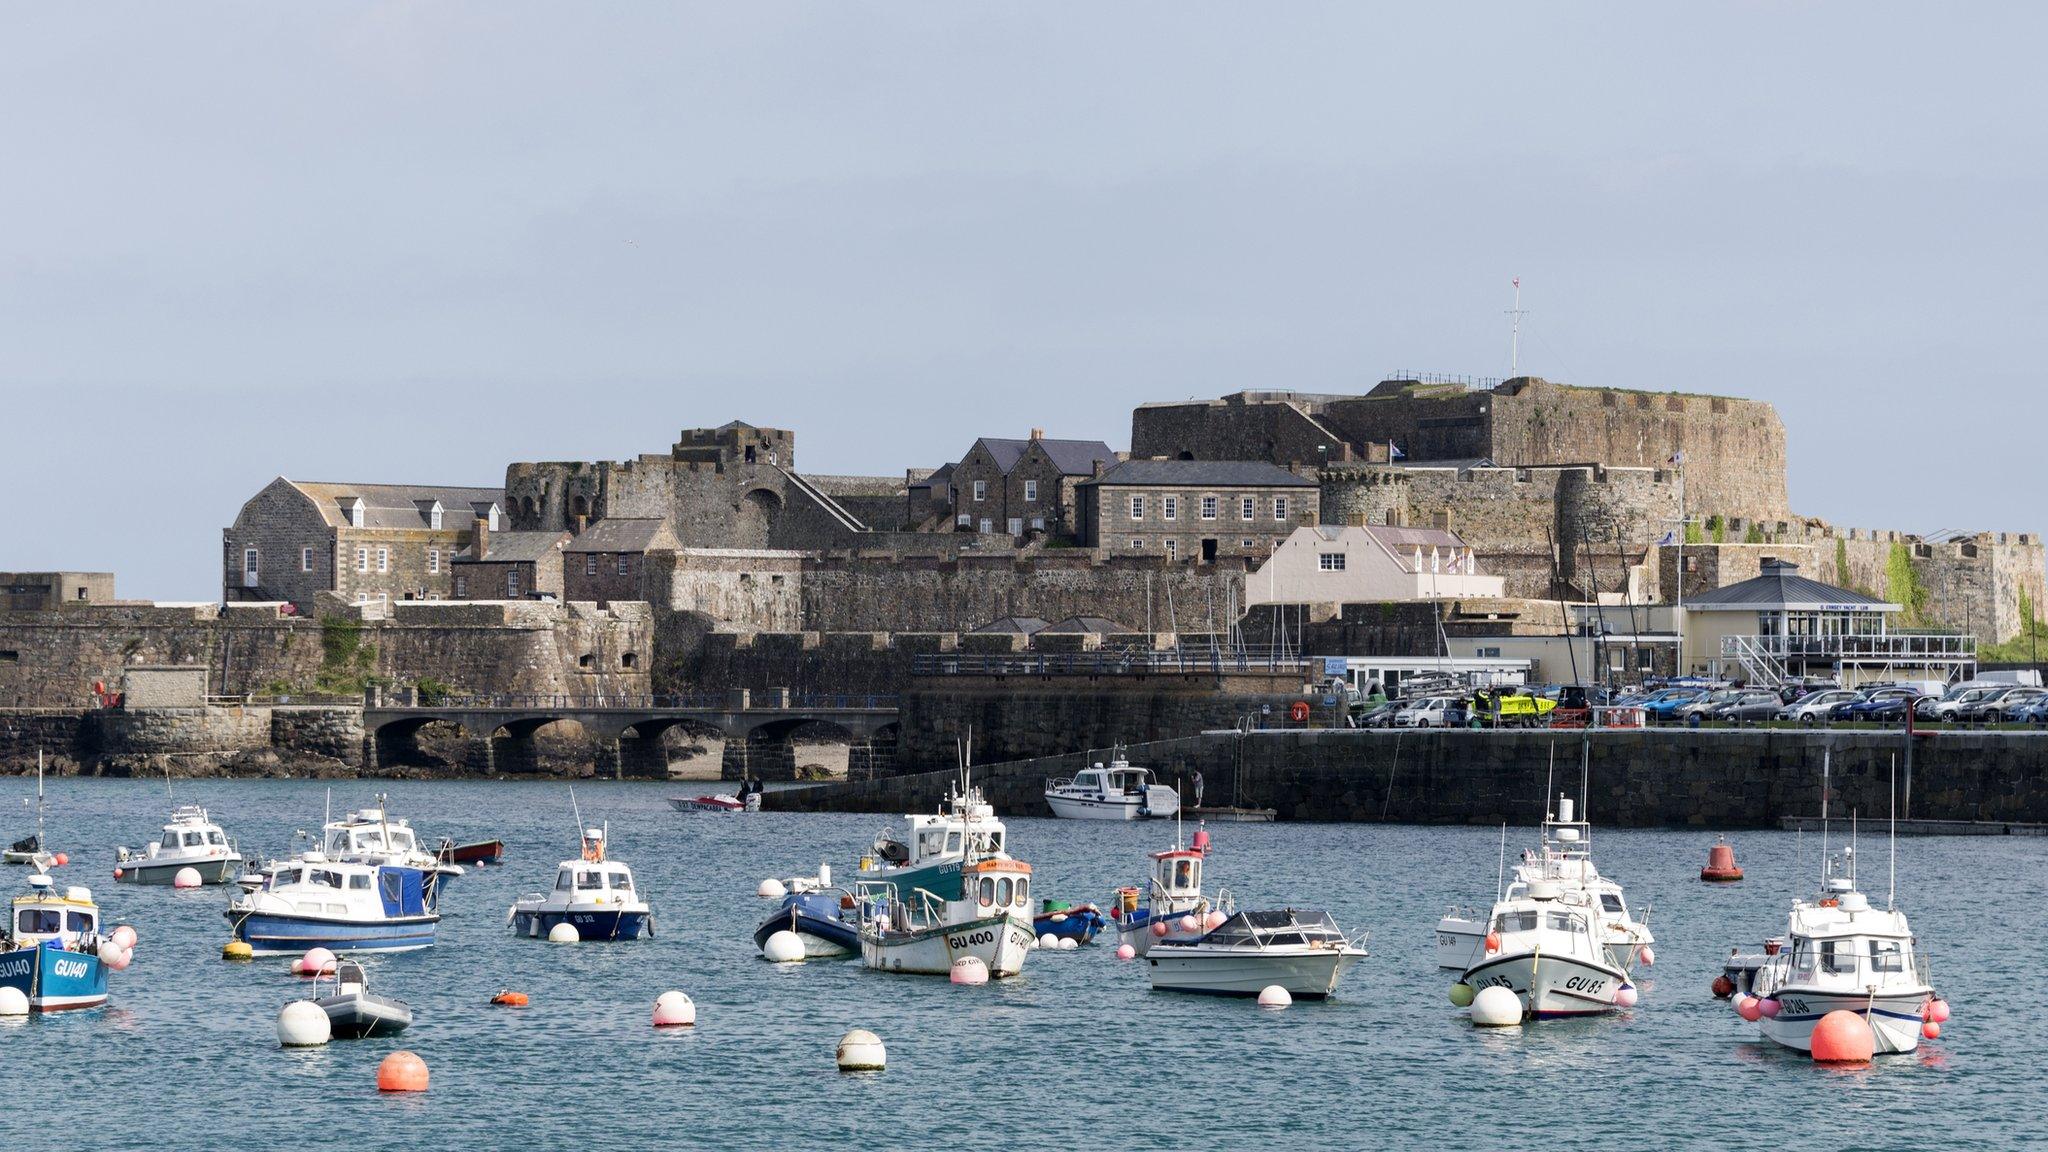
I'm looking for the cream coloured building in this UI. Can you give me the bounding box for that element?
[1248,525,1505,606]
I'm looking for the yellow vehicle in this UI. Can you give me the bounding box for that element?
[1470,691,1558,728]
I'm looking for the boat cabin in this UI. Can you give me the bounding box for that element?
[1197,908,1345,949]
[154,806,231,857]
[11,877,99,948]
[1069,764,1151,798]
[1489,884,1603,959]
[1151,849,1203,901]
[889,810,1006,868]
[263,856,435,917]
[554,861,637,898]
[964,859,1032,915]
[324,810,420,858]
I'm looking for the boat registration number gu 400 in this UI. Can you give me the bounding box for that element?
[948,928,996,949]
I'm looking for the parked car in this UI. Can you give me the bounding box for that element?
[1641,688,1706,722]
[1353,700,1400,729]
[1982,686,2048,722]
[1918,684,2005,722]
[1832,687,1923,723]
[1859,692,1930,723]
[1393,696,1464,729]
[1996,687,2048,721]
[1776,677,1840,705]
[1778,688,1861,725]
[2015,697,2048,726]
[1713,690,1787,724]
[1674,689,1747,722]
[1956,685,2034,723]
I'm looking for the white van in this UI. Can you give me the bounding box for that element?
[1973,670,2043,688]
[1393,697,1460,729]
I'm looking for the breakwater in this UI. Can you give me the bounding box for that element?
[765,727,2048,827]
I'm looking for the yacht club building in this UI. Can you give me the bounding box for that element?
[1683,558,1975,687]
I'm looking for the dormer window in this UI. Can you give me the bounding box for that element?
[488,504,501,531]
[347,498,366,529]
[428,501,444,530]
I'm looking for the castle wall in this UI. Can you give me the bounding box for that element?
[798,553,1251,634]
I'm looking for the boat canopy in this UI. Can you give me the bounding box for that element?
[1204,908,1342,946]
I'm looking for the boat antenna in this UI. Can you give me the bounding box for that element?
[35,746,46,855]
[1819,744,1830,884]
[1888,753,1897,910]
[1850,808,1858,887]
[1544,740,1555,822]
[1495,821,1508,902]
[1579,734,1591,853]
[569,786,585,844]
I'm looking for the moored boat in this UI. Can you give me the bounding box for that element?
[754,888,860,958]
[320,797,465,892]
[1112,826,1225,957]
[311,959,413,1039]
[115,804,243,885]
[854,780,1009,905]
[1033,900,1106,945]
[0,869,113,1011]
[508,826,652,941]
[1146,908,1368,998]
[224,852,440,955]
[1457,880,1630,1020]
[1044,753,1180,821]
[858,856,1037,977]
[435,838,505,866]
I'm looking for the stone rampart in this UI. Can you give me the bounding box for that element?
[769,728,2048,826]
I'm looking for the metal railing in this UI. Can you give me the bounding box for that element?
[1386,370,1503,392]
[378,692,896,712]
[911,646,1315,678]
[1721,632,1977,665]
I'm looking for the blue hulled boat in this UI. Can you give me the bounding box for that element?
[508,827,652,942]
[754,889,860,958]
[1033,901,1107,945]
[1,873,112,1011]
[224,853,440,954]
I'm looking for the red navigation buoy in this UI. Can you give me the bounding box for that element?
[1700,836,1744,882]
[1711,974,1736,1000]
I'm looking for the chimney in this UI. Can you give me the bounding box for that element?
[1385,508,1403,527]
[1093,459,1108,478]
[1432,510,1452,531]
[1029,427,1045,441]
[471,517,490,558]
[573,514,588,537]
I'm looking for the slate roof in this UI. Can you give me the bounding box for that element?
[562,518,681,554]
[909,463,955,493]
[1683,559,1899,611]
[289,481,503,531]
[1360,525,1467,551]
[1041,615,1127,634]
[454,531,569,565]
[1080,460,1315,488]
[970,615,1051,635]
[972,437,1117,476]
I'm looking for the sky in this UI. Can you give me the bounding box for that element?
[3,3,2044,600]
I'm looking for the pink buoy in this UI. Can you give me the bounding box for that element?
[296,946,337,977]
[103,944,132,971]
[652,990,696,1027]
[112,868,124,879]
[1203,910,1227,931]
[1614,984,1639,1008]
[1758,997,1782,1018]
[1639,946,1656,967]
[1114,943,1136,961]
[1736,996,1763,1022]
[949,956,989,986]
[1928,998,1951,1023]
[53,852,68,867]
[111,925,138,950]
[1150,921,1169,938]
[1177,914,1199,933]
[1922,1019,1941,1040]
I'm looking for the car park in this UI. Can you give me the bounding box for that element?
[1832,686,1923,723]
[1674,689,1746,722]
[1713,689,1786,724]
[1956,685,2034,723]
[1918,684,2005,722]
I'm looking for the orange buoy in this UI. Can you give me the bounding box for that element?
[490,990,529,1007]
[1711,974,1735,1000]
[1700,836,1744,882]
[1809,1010,1874,1063]
[1921,1019,1941,1040]
[377,1050,430,1092]
[1483,931,1501,954]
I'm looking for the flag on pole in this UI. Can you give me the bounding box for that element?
[1657,531,1676,546]
[1390,441,1405,460]
[1668,450,1685,467]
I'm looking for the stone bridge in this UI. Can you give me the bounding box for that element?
[362,689,899,778]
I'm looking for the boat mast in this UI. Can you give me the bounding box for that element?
[1495,822,1508,901]
[1819,745,1830,884]
[1888,753,1897,910]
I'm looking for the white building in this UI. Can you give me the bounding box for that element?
[1248,525,1506,606]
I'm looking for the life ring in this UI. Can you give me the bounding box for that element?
[1289,701,1311,723]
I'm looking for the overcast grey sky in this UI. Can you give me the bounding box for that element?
[4,3,2043,599]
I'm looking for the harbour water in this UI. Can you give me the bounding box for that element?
[0,776,2032,1150]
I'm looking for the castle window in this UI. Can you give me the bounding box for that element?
[1274,497,1290,521]
[1163,496,1178,521]
[428,549,440,574]
[347,499,365,529]
[1023,480,1038,503]
[377,548,389,574]
[973,480,987,503]
[454,575,468,597]
[578,653,594,668]
[1165,539,1178,561]
[584,555,596,576]
[1130,495,1146,520]
[1318,553,1346,571]
[1130,538,1144,549]
[488,505,501,531]
[621,652,637,669]
[979,518,993,533]
[1241,497,1254,520]
[1200,495,1218,520]
[617,555,631,577]
[301,547,314,573]
[356,548,369,573]
[507,571,521,598]
[1241,539,1255,548]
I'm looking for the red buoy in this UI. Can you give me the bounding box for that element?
[1700,836,1744,882]
[1810,1011,1874,1063]
[1711,974,1736,1000]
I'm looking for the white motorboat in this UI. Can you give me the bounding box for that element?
[855,778,1010,906]
[857,855,1036,977]
[225,852,440,954]
[1045,754,1179,821]
[1436,791,1654,973]
[1111,826,1230,956]
[508,826,652,941]
[320,797,465,891]
[115,804,243,885]
[1457,879,1630,1020]
[1146,908,1367,998]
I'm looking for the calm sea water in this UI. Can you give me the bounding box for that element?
[0,776,2034,1151]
